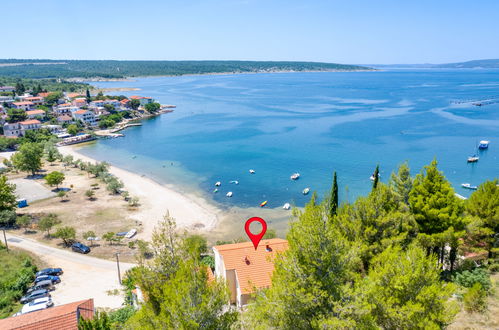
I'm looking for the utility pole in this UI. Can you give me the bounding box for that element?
[115,253,121,284]
[2,229,9,252]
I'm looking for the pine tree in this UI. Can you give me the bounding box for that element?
[389,161,413,206]
[86,88,91,102]
[372,164,380,190]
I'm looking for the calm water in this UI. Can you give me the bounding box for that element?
[81,70,499,209]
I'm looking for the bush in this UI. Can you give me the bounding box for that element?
[463,283,487,313]
[453,268,492,292]
[488,263,499,273]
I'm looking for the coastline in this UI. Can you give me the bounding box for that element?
[58,146,221,241]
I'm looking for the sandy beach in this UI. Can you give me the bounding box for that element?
[59,146,221,240]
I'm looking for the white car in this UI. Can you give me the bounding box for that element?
[21,297,54,314]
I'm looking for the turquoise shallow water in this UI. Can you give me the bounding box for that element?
[80,70,499,209]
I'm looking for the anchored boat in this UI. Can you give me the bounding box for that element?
[226,191,233,197]
[249,169,255,174]
[260,200,267,207]
[290,173,300,180]
[478,140,490,149]
[302,187,310,195]
[467,155,479,163]
[461,183,478,190]
[282,203,291,210]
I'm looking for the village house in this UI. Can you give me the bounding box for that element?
[57,114,74,124]
[26,109,46,119]
[66,92,84,99]
[213,238,289,307]
[0,299,94,330]
[130,95,154,106]
[22,96,44,106]
[90,100,105,107]
[11,101,34,111]
[54,105,79,116]
[120,98,130,109]
[0,96,14,106]
[103,99,121,109]
[72,109,96,126]
[72,97,87,107]
[0,86,15,92]
[3,119,42,137]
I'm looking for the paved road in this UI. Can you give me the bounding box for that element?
[5,233,135,309]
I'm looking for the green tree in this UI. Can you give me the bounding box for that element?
[45,143,61,163]
[327,171,338,217]
[11,142,43,175]
[15,81,26,95]
[389,161,413,207]
[465,180,499,258]
[409,159,465,270]
[78,311,111,330]
[38,213,61,236]
[0,176,17,212]
[103,104,115,113]
[67,124,79,136]
[16,215,32,232]
[124,214,237,329]
[85,88,91,102]
[463,283,487,313]
[247,195,360,329]
[103,232,115,245]
[44,171,65,189]
[129,99,140,110]
[54,226,76,246]
[0,210,17,227]
[6,108,27,123]
[144,102,160,113]
[372,164,380,190]
[44,92,63,106]
[57,190,66,201]
[352,245,458,328]
[106,178,123,194]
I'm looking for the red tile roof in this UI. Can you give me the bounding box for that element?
[213,238,288,294]
[26,110,45,115]
[73,110,88,115]
[13,102,34,106]
[19,119,41,125]
[0,299,94,330]
[37,92,52,98]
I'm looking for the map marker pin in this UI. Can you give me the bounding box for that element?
[245,217,267,250]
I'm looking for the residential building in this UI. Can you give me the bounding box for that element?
[103,99,121,109]
[213,238,289,307]
[26,109,46,119]
[11,101,34,111]
[130,95,154,106]
[72,98,87,107]
[54,105,79,117]
[0,86,15,92]
[66,92,84,99]
[93,107,110,117]
[0,96,14,106]
[57,114,74,124]
[120,99,130,109]
[0,299,94,330]
[3,119,41,137]
[22,96,44,106]
[72,110,96,126]
[89,100,104,107]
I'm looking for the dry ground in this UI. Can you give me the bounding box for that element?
[448,272,499,329]
[7,160,142,262]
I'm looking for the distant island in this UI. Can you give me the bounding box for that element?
[0,60,372,79]
[369,58,499,69]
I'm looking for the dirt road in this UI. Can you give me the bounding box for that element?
[5,233,135,309]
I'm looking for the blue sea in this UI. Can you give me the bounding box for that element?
[81,70,499,210]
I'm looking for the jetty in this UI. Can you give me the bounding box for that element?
[57,134,96,146]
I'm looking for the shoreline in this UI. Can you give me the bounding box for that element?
[58,146,222,241]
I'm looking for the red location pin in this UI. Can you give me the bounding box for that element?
[245,217,267,250]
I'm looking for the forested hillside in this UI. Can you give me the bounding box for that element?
[0,60,371,79]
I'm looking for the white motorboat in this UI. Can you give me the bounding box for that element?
[290,173,300,180]
[302,188,310,195]
[215,181,221,186]
[226,191,233,197]
[461,183,478,190]
[282,203,291,210]
[467,155,479,163]
[125,228,137,239]
[249,169,255,174]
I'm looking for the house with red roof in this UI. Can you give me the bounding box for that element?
[213,238,288,307]
[12,102,34,111]
[25,109,46,119]
[0,299,94,330]
[130,95,154,106]
[22,96,44,106]
[3,120,41,137]
[72,109,96,126]
[72,98,87,107]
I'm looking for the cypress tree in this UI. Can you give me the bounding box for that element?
[328,171,339,217]
[86,88,91,101]
[372,165,380,190]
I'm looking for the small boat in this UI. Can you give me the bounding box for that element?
[478,140,490,149]
[461,183,478,190]
[213,188,218,193]
[229,180,239,185]
[215,181,221,186]
[467,155,479,163]
[125,228,137,239]
[370,173,381,181]
[260,200,267,207]
[226,191,233,197]
[302,188,310,195]
[282,203,291,210]
[290,173,300,180]
[249,169,255,174]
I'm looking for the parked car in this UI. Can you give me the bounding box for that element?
[20,289,50,304]
[35,268,63,277]
[34,275,61,284]
[26,280,54,294]
[71,242,90,254]
[21,297,53,314]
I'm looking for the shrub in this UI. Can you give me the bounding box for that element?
[488,263,499,273]
[453,268,492,292]
[463,283,487,313]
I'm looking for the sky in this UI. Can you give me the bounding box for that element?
[2,0,499,64]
